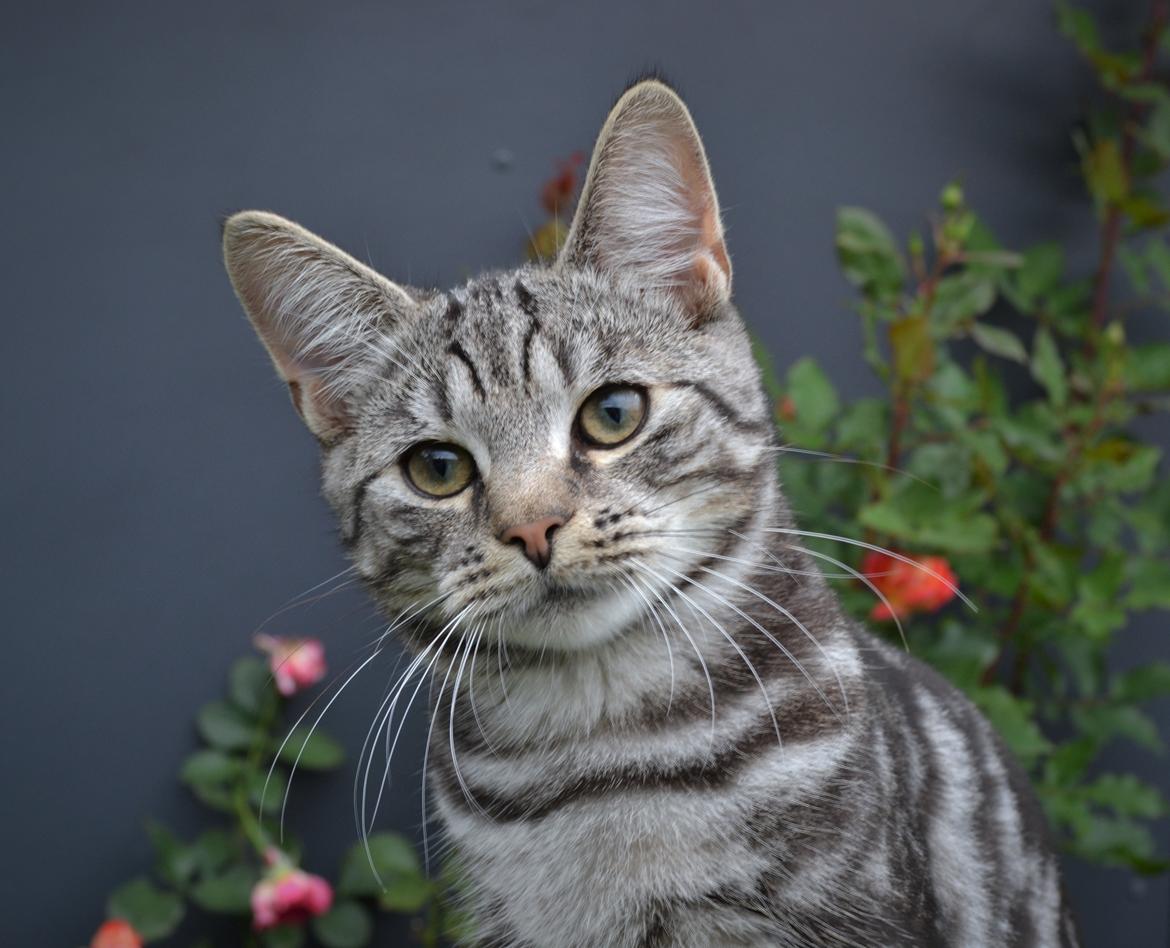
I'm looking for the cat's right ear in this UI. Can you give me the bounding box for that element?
[222,211,414,443]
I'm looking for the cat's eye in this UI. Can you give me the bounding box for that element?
[576,385,648,448]
[402,442,476,498]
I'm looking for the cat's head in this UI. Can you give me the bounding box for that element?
[224,79,779,651]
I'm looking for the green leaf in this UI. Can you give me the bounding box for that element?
[1076,441,1161,495]
[1073,704,1163,752]
[1146,239,1170,289]
[190,865,258,914]
[1128,557,1170,610]
[1057,3,1100,55]
[972,687,1052,766]
[338,833,428,903]
[1068,553,1128,639]
[784,357,840,435]
[1143,98,1170,159]
[890,315,934,382]
[1082,138,1129,206]
[969,323,1027,363]
[1127,342,1170,391]
[312,901,374,947]
[147,822,199,889]
[834,398,887,455]
[196,700,256,751]
[180,749,240,788]
[1083,774,1166,819]
[1121,192,1170,230]
[231,657,276,716]
[107,878,185,941]
[250,766,289,815]
[835,207,906,303]
[379,872,434,913]
[915,619,996,691]
[1118,245,1150,294]
[1113,663,1170,702]
[260,926,306,948]
[859,481,998,554]
[277,727,345,771]
[1044,738,1098,785]
[1030,328,1067,407]
[1072,813,1168,873]
[189,829,239,878]
[930,273,996,332]
[1014,243,1064,306]
[907,443,971,497]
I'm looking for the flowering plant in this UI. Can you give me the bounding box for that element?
[93,5,1169,944]
[91,636,462,947]
[759,2,1170,873]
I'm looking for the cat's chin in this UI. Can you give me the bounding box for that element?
[496,576,645,652]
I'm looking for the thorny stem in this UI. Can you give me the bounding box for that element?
[983,0,1169,691]
[1089,0,1169,332]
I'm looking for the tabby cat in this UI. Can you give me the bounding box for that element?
[223,78,1079,947]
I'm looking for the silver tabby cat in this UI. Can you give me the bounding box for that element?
[223,79,1079,947]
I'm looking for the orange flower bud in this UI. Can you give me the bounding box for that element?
[91,920,143,948]
[860,550,957,621]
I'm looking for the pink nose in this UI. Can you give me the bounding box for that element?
[499,514,567,570]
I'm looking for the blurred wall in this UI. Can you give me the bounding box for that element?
[2,1,1167,944]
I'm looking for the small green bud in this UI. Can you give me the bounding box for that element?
[941,182,965,212]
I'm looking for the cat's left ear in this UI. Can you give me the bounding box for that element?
[557,78,731,318]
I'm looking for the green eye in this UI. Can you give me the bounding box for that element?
[403,442,476,497]
[577,385,648,447]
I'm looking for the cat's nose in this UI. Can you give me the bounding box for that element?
[499,514,568,570]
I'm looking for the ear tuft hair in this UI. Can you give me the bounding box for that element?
[557,79,731,319]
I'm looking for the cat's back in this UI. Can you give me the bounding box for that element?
[853,627,1080,947]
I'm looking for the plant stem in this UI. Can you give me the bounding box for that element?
[982,1,1168,691]
[235,695,281,859]
[1089,0,1169,332]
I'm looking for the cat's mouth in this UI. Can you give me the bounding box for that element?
[494,572,642,650]
[523,573,608,609]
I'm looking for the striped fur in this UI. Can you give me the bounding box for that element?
[224,79,1078,947]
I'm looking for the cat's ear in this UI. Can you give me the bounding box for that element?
[222,211,414,443]
[557,79,732,317]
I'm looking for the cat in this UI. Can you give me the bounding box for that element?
[223,77,1079,948]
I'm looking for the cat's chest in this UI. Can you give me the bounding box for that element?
[435,775,768,946]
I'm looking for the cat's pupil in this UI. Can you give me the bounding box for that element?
[599,390,639,428]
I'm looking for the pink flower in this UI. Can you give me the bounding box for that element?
[254,634,327,696]
[91,920,143,948]
[251,849,333,930]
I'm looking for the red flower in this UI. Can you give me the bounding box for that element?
[254,634,327,696]
[540,152,585,216]
[860,550,957,621]
[251,849,333,930]
[91,920,143,948]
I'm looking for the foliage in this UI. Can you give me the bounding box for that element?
[760,2,1170,874]
[95,648,456,946]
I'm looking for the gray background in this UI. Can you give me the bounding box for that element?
[3,1,1168,944]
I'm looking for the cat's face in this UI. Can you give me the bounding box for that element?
[224,80,776,650]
